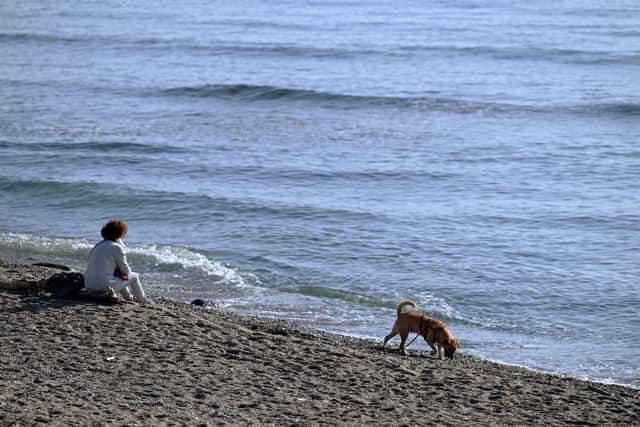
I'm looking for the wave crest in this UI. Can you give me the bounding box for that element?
[158,83,640,117]
[0,32,80,43]
[0,141,187,154]
[0,232,246,287]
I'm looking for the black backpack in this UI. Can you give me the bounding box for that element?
[47,272,85,299]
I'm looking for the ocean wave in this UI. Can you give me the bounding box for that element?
[157,83,640,117]
[568,102,640,115]
[0,178,203,216]
[118,40,640,65]
[158,83,520,114]
[275,285,397,309]
[162,84,328,101]
[126,243,248,287]
[0,232,93,258]
[0,178,98,201]
[269,284,466,324]
[185,42,370,59]
[0,31,365,58]
[207,165,456,182]
[0,178,138,209]
[5,28,638,67]
[7,29,637,65]
[397,45,640,65]
[0,140,188,155]
[0,177,387,222]
[0,32,81,43]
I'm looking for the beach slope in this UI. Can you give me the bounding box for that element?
[1,262,638,426]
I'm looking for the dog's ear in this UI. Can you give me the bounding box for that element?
[443,339,449,344]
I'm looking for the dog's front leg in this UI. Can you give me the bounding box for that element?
[429,345,438,356]
[424,338,437,356]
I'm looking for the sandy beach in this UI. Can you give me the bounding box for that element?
[1,261,638,426]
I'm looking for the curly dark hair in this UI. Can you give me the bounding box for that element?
[101,219,128,241]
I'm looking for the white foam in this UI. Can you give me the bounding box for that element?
[130,243,249,286]
[412,291,457,318]
[0,232,249,287]
[0,232,93,253]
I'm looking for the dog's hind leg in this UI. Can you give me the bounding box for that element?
[383,323,398,348]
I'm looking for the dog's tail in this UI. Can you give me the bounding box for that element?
[397,300,417,316]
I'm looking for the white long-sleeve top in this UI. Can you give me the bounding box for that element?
[85,239,131,290]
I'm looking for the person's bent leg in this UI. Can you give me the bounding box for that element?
[119,286,134,301]
[126,272,147,304]
[108,278,128,299]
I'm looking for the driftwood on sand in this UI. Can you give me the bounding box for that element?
[1,261,638,426]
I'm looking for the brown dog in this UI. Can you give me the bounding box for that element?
[383,300,458,359]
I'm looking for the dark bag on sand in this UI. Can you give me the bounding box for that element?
[47,272,85,299]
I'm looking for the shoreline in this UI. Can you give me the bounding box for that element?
[1,260,639,426]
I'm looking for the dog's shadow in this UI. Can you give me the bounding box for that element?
[375,344,461,364]
[376,344,432,358]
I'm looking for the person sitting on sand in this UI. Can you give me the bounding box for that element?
[85,219,148,304]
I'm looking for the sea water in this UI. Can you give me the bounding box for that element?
[1,0,639,387]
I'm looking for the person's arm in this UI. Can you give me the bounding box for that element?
[114,243,131,280]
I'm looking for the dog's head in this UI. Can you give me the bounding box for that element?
[443,338,458,359]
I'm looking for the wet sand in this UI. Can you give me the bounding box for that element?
[1,261,638,426]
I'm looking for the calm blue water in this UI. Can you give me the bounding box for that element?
[1,0,639,386]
